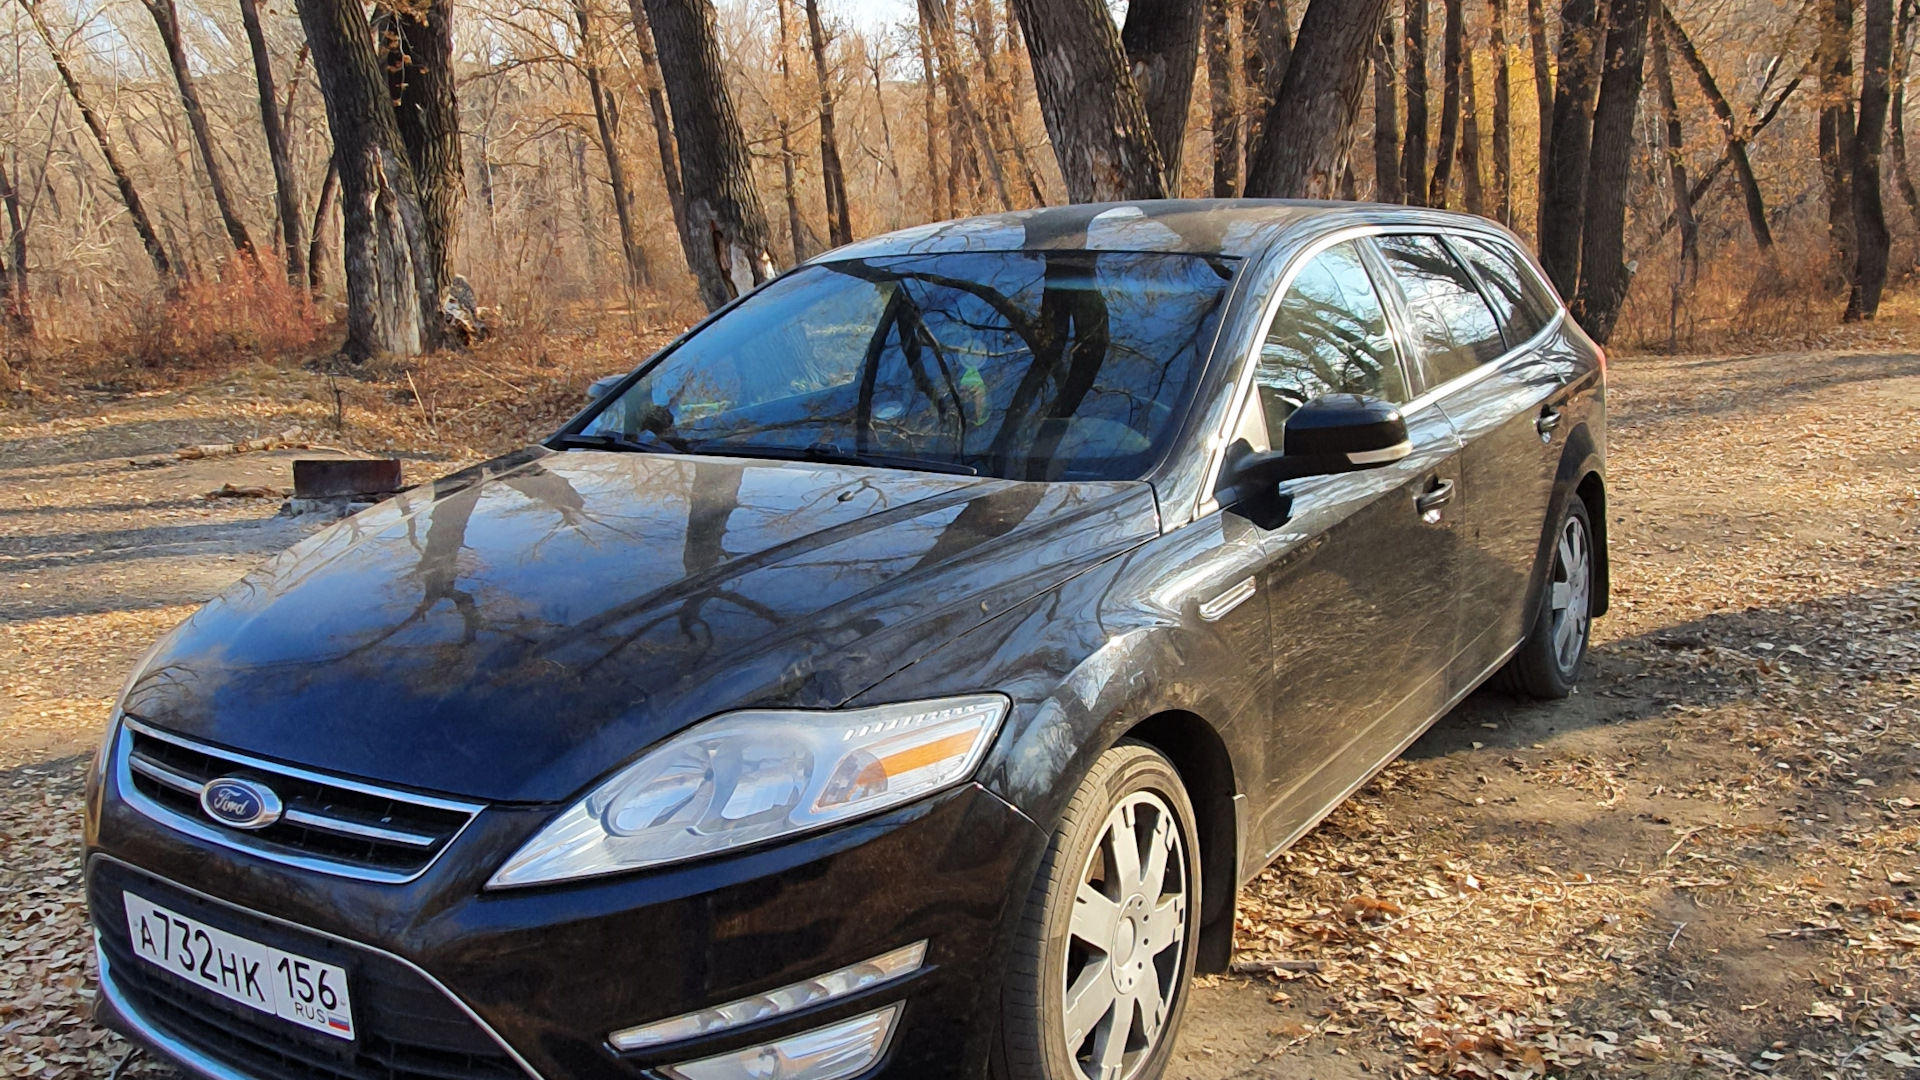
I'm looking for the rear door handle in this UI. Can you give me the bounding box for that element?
[1415,478,1455,516]
[1536,407,1563,436]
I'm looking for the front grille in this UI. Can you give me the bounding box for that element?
[92,862,532,1080]
[118,718,481,883]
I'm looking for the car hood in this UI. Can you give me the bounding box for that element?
[123,449,1158,802]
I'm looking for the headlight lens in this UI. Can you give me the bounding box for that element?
[488,694,1009,887]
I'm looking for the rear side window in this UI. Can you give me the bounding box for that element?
[1452,236,1559,345]
[1254,240,1408,448]
[1374,234,1505,385]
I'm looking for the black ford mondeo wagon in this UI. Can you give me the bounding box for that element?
[87,200,1606,1080]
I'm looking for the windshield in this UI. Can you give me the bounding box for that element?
[576,250,1237,481]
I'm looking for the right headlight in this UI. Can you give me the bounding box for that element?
[488,694,1009,888]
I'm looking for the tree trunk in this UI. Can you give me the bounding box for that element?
[920,0,1010,209]
[298,0,440,359]
[375,0,462,304]
[1243,0,1293,157]
[776,0,811,261]
[1461,41,1487,214]
[1246,0,1396,197]
[1537,0,1606,296]
[1429,0,1464,205]
[804,0,856,245]
[308,156,339,295]
[1889,0,1920,230]
[1121,0,1204,188]
[624,0,696,273]
[1649,15,1696,281]
[642,0,779,309]
[0,156,29,335]
[1847,0,1893,319]
[577,0,648,288]
[1488,0,1514,224]
[1402,0,1430,204]
[26,1,172,280]
[867,44,908,212]
[1207,0,1245,195]
[1818,0,1859,288]
[1571,0,1648,343]
[1009,0,1169,200]
[143,0,255,260]
[969,0,1048,205]
[237,0,304,282]
[915,14,948,219]
[1640,76,1797,248]
[1662,5,1775,250]
[1375,9,1405,202]
[1527,0,1553,238]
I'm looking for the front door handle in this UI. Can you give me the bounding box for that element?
[1414,478,1455,518]
[1536,407,1563,437]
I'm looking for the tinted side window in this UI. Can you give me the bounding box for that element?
[1255,240,1408,448]
[1375,234,1505,384]
[1454,236,1558,344]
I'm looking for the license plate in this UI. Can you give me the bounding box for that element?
[123,891,356,1041]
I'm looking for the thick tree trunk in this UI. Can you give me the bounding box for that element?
[1375,10,1405,202]
[775,0,810,261]
[1461,43,1487,214]
[1009,0,1168,200]
[299,0,440,359]
[1847,0,1893,319]
[238,0,304,283]
[1818,0,1859,288]
[1121,0,1204,188]
[804,0,855,245]
[26,2,172,280]
[1571,0,1648,343]
[1488,0,1514,224]
[624,0,695,272]
[308,156,339,295]
[923,0,1013,208]
[376,0,462,304]
[1527,0,1553,238]
[1537,0,1606,296]
[1402,0,1430,203]
[1206,0,1245,196]
[1649,16,1696,280]
[1243,0,1293,157]
[1429,0,1464,206]
[1662,6,1775,250]
[642,0,779,309]
[1889,0,1920,230]
[0,157,29,335]
[576,0,648,288]
[1246,0,1396,197]
[143,0,255,260]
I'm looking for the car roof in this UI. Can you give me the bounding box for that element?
[813,199,1518,262]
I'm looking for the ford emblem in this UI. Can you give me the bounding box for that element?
[200,777,283,830]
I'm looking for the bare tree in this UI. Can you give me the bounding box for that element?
[1246,0,1396,197]
[1009,0,1168,200]
[1488,0,1514,224]
[1460,39,1486,214]
[376,0,463,302]
[804,0,854,245]
[967,0,1047,204]
[1663,5,1776,250]
[1429,0,1464,205]
[1847,0,1893,319]
[914,14,948,218]
[1527,0,1553,237]
[775,0,810,261]
[1537,0,1606,295]
[308,157,339,294]
[1121,0,1204,187]
[624,0,693,262]
[641,0,779,308]
[1206,0,1245,195]
[237,0,304,282]
[1402,0,1430,203]
[0,156,29,334]
[142,0,256,259]
[923,0,1012,208]
[1243,0,1293,156]
[1572,0,1649,342]
[576,0,648,287]
[1375,9,1405,202]
[1817,0,1858,286]
[1649,15,1696,280]
[1888,0,1920,228]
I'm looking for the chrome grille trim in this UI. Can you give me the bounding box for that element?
[115,716,485,885]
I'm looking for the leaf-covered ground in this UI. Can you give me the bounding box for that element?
[3,343,1918,1079]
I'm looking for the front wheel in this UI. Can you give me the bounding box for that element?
[1497,494,1596,699]
[998,742,1200,1080]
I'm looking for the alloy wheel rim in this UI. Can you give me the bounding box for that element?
[1548,514,1592,674]
[1061,791,1189,1080]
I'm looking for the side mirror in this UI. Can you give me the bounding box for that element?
[587,374,625,402]
[1223,393,1410,500]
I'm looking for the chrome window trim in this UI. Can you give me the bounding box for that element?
[116,716,484,885]
[1192,224,1565,522]
[91,853,546,1080]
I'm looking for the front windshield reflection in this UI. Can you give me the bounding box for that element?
[581,250,1237,481]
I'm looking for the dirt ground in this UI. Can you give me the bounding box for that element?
[2,343,1918,1080]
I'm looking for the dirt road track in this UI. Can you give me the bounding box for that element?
[3,348,1918,1079]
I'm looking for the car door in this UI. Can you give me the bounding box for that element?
[1227,239,1467,864]
[1372,232,1566,692]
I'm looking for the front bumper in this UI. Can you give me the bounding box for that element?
[88,768,1046,1080]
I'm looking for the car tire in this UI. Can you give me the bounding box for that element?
[997,741,1200,1080]
[1497,494,1596,699]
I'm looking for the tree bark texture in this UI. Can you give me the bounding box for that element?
[1488,0,1513,224]
[26,1,172,280]
[1818,0,1858,286]
[914,15,948,219]
[1538,0,1606,296]
[641,0,779,309]
[238,0,304,282]
[1461,41,1486,214]
[1402,0,1430,203]
[1571,0,1648,343]
[1662,5,1775,249]
[804,0,856,245]
[1889,0,1920,230]
[1527,0,1553,238]
[144,0,256,259]
[1245,0,1394,197]
[1375,9,1405,202]
[375,0,463,300]
[0,156,30,334]
[1010,0,1168,200]
[1121,0,1204,188]
[308,155,339,295]
[1207,0,1245,195]
[969,0,1048,205]
[1847,0,1893,319]
[576,0,648,287]
[1429,0,1464,206]
[923,0,1013,208]
[624,0,695,270]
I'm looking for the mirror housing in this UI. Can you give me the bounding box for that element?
[1223,393,1411,501]
[587,374,626,402]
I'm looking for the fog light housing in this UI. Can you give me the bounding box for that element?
[610,942,924,1051]
[662,1005,899,1080]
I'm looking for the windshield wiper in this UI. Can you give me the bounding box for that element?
[553,432,681,454]
[690,442,977,476]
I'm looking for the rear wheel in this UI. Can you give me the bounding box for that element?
[1498,494,1595,699]
[999,742,1199,1080]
